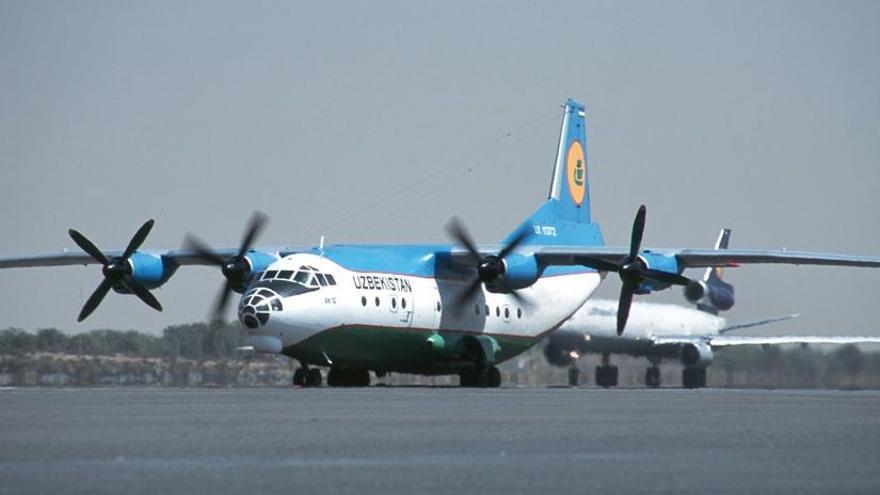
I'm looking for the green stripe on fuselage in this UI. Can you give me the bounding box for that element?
[282,325,540,375]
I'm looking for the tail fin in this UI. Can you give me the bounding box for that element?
[505,99,603,247]
[703,229,731,283]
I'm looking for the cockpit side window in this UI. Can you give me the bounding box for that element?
[325,274,337,285]
[315,273,328,286]
[307,274,320,288]
[263,270,278,280]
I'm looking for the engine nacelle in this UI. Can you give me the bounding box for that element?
[679,341,714,367]
[499,254,540,290]
[127,253,179,289]
[634,251,681,294]
[683,279,735,312]
[245,251,277,277]
[543,331,588,367]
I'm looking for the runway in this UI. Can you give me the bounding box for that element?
[1,388,878,494]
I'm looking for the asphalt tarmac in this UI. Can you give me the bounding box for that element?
[0,387,878,495]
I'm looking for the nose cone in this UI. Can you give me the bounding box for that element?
[238,288,283,329]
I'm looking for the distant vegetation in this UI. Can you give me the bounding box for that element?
[0,323,248,360]
[1,324,879,388]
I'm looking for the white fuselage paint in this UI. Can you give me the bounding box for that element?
[245,253,602,357]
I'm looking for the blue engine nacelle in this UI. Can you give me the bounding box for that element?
[119,252,179,291]
[244,251,277,277]
[634,251,681,294]
[684,279,735,312]
[499,254,541,290]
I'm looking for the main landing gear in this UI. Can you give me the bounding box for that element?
[327,368,370,387]
[459,366,502,388]
[682,367,707,388]
[293,367,322,387]
[645,355,661,388]
[568,366,580,387]
[595,354,618,388]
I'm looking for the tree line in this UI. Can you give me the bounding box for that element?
[0,323,248,360]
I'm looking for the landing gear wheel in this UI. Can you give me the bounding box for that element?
[327,368,340,387]
[306,368,322,387]
[293,368,306,386]
[487,366,501,388]
[595,365,619,388]
[682,367,707,389]
[645,367,661,388]
[568,366,580,387]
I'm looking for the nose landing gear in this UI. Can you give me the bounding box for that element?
[292,367,323,387]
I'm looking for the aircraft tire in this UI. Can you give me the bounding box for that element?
[645,367,661,388]
[293,368,307,386]
[306,368,322,387]
[568,367,580,387]
[487,366,501,388]
[682,367,706,389]
[595,365,618,388]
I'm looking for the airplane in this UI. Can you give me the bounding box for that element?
[3,98,880,388]
[544,229,880,388]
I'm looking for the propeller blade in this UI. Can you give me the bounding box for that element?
[497,226,531,260]
[68,229,109,265]
[77,278,113,322]
[616,284,636,336]
[643,269,692,287]
[237,211,268,258]
[576,256,622,273]
[210,279,235,325]
[628,205,647,259]
[445,217,482,262]
[453,277,484,309]
[122,281,163,312]
[122,219,155,260]
[184,234,226,266]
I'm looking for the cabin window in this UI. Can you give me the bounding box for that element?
[375,297,380,307]
[391,297,397,309]
[485,305,490,316]
[495,306,500,317]
[436,301,442,312]
[517,308,522,319]
[475,304,480,315]
[361,296,367,307]
[504,307,510,319]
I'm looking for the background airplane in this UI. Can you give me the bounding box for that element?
[544,229,880,388]
[2,99,880,388]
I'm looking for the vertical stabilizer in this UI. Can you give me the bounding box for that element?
[505,99,603,247]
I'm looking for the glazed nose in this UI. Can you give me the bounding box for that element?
[238,304,266,329]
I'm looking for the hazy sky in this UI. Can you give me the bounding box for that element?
[1,1,879,336]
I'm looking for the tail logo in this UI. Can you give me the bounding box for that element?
[565,140,586,205]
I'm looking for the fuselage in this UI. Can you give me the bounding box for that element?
[555,299,725,357]
[238,245,602,375]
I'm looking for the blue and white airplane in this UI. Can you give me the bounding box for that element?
[3,99,880,387]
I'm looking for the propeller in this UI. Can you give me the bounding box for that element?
[444,217,531,309]
[578,205,692,335]
[68,219,163,322]
[185,212,268,325]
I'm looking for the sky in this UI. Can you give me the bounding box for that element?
[1,1,878,336]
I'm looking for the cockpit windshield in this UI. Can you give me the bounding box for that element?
[254,265,337,291]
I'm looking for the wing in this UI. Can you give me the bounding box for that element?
[0,247,283,269]
[718,313,800,333]
[531,246,880,269]
[651,334,880,347]
[706,335,880,347]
